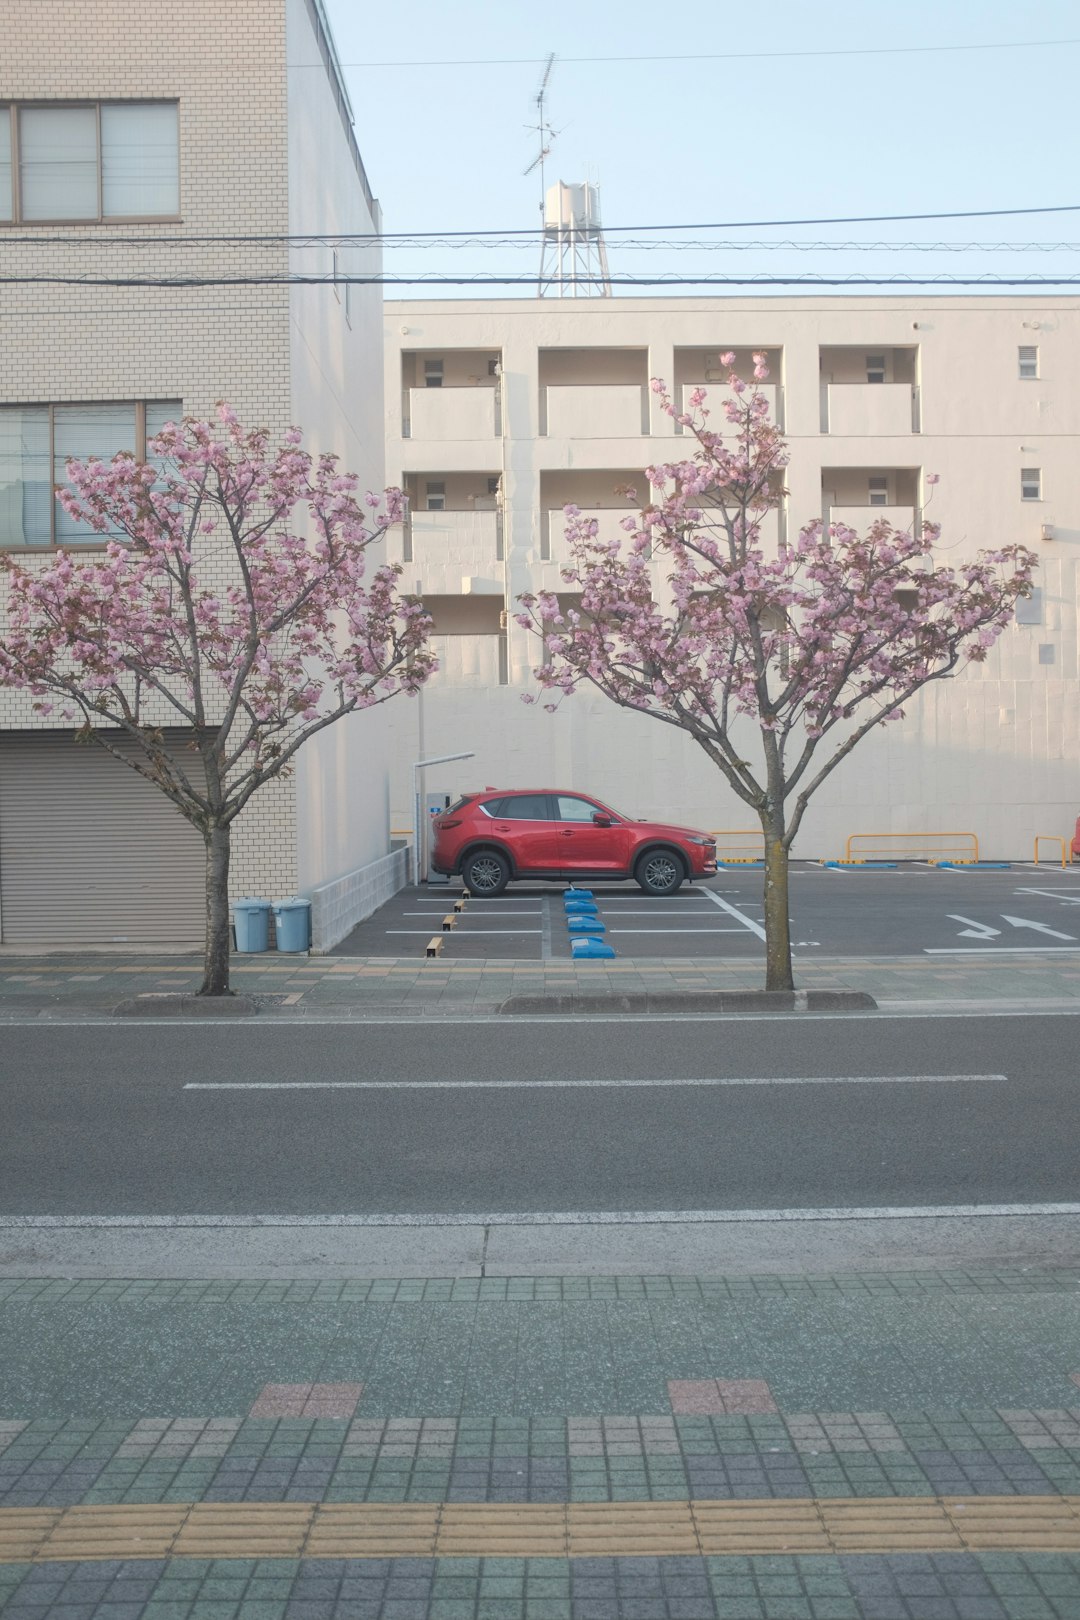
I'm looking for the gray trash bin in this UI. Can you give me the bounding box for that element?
[233,898,271,953]
[272,897,311,953]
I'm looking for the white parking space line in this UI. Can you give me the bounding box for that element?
[609,928,749,935]
[924,946,1080,954]
[403,910,541,916]
[1014,888,1080,905]
[185,1074,1006,1091]
[385,929,543,936]
[698,888,768,941]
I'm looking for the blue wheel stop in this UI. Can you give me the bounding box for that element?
[564,899,599,915]
[571,935,616,959]
[567,915,606,933]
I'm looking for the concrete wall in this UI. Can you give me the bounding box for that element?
[284,0,401,917]
[383,297,1080,860]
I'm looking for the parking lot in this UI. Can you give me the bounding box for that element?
[330,862,1080,961]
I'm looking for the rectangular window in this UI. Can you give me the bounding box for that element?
[4,102,178,222]
[866,353,886,384]
[424,479,445,512]
[0,110,12,221]
[0,400,181,548]
[423,359,444,389]
[1021,467,1041,500]
[100,103,179,216]
[1018,345,1039,380]
[868,475,889,506]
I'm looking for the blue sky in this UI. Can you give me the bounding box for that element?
[322,0,1080,296]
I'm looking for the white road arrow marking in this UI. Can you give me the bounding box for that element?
[1002,914,1078,941]
[947,914,1001,939]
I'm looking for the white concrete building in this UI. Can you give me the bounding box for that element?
[0,0,404,948]
[383,297,1080,863]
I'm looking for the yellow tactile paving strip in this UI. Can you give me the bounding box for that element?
[4,1496,1080,1563]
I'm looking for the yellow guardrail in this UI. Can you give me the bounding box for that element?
[843,831,980,865]
[1034,835,1069,868]
[709,829,766,863]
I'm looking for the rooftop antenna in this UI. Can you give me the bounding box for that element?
[523,52,558,212]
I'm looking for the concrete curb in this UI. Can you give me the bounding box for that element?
[113,993,260,1018]
[499,989,878,1015]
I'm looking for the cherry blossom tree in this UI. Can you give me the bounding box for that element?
[518,357,1036,992]
[0,406,434,996]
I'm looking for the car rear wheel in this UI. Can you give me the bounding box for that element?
[634,849,684,896]
[461,849,510,897]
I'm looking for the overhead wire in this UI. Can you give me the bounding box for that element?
[5,202,1080,248]
[350,37,1080,68]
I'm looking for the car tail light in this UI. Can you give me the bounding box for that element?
[438,818,462,830]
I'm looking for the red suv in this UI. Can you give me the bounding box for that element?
[431,789,718,897]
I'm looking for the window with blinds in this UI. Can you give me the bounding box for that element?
[0,400,182,547]
[1,103,178,222]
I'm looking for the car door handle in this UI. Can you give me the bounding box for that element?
[559,829,575,836]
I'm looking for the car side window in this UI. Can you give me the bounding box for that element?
[497,794,552,820]
[478,798,504,818]
[555,795,602,823]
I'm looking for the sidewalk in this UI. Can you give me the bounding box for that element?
[0,948,1079,1018]
[5,1268,1080,1616]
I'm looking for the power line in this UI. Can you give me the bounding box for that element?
[4,203,1080,248]
[348,37,1080,68]
[7,273,1080,288]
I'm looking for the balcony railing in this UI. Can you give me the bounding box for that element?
[402,509,502,592]
[403,386,500,441]
[821,384,921,435]
[542,384,650,438]
[543,507,640,564]
[678,382,784,431]
[827,504,919,535]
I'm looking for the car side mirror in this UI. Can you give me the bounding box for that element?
[592,813,613,827]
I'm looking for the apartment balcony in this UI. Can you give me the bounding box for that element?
[542,383,650,438]
[543,506,641,566]
[403,386,500,441]
[827,504,918,536]
[403,509,502,595]
[678,382,784,431]
[821,383,921,435]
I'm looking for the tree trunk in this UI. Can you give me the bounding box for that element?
[761,816,794,992]
[199,822,233,996]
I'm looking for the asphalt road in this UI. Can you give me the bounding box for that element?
[332,867,1080,961]
[3,1014,1079,1217]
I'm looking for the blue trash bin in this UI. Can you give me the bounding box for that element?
[272,897,311,953]
[233,898,271,953]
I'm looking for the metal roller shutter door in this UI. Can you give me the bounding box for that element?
[0,731,206,944]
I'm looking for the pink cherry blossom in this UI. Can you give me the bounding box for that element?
[0,408,434,998]
[517,369,1036,993]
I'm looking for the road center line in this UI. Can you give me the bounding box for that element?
[2,1199,1076,1228]
[184,1074,1006,1091]
[699,888,768,940]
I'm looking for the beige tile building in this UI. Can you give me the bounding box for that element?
[384,297,1080,862]
[0,0,403,948]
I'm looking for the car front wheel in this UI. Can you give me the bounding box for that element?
[634,849,684,896]
[461,849,510,897]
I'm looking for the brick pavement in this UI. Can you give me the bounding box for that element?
[0,950,1078,1020]
[4,1272,1080,1614]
